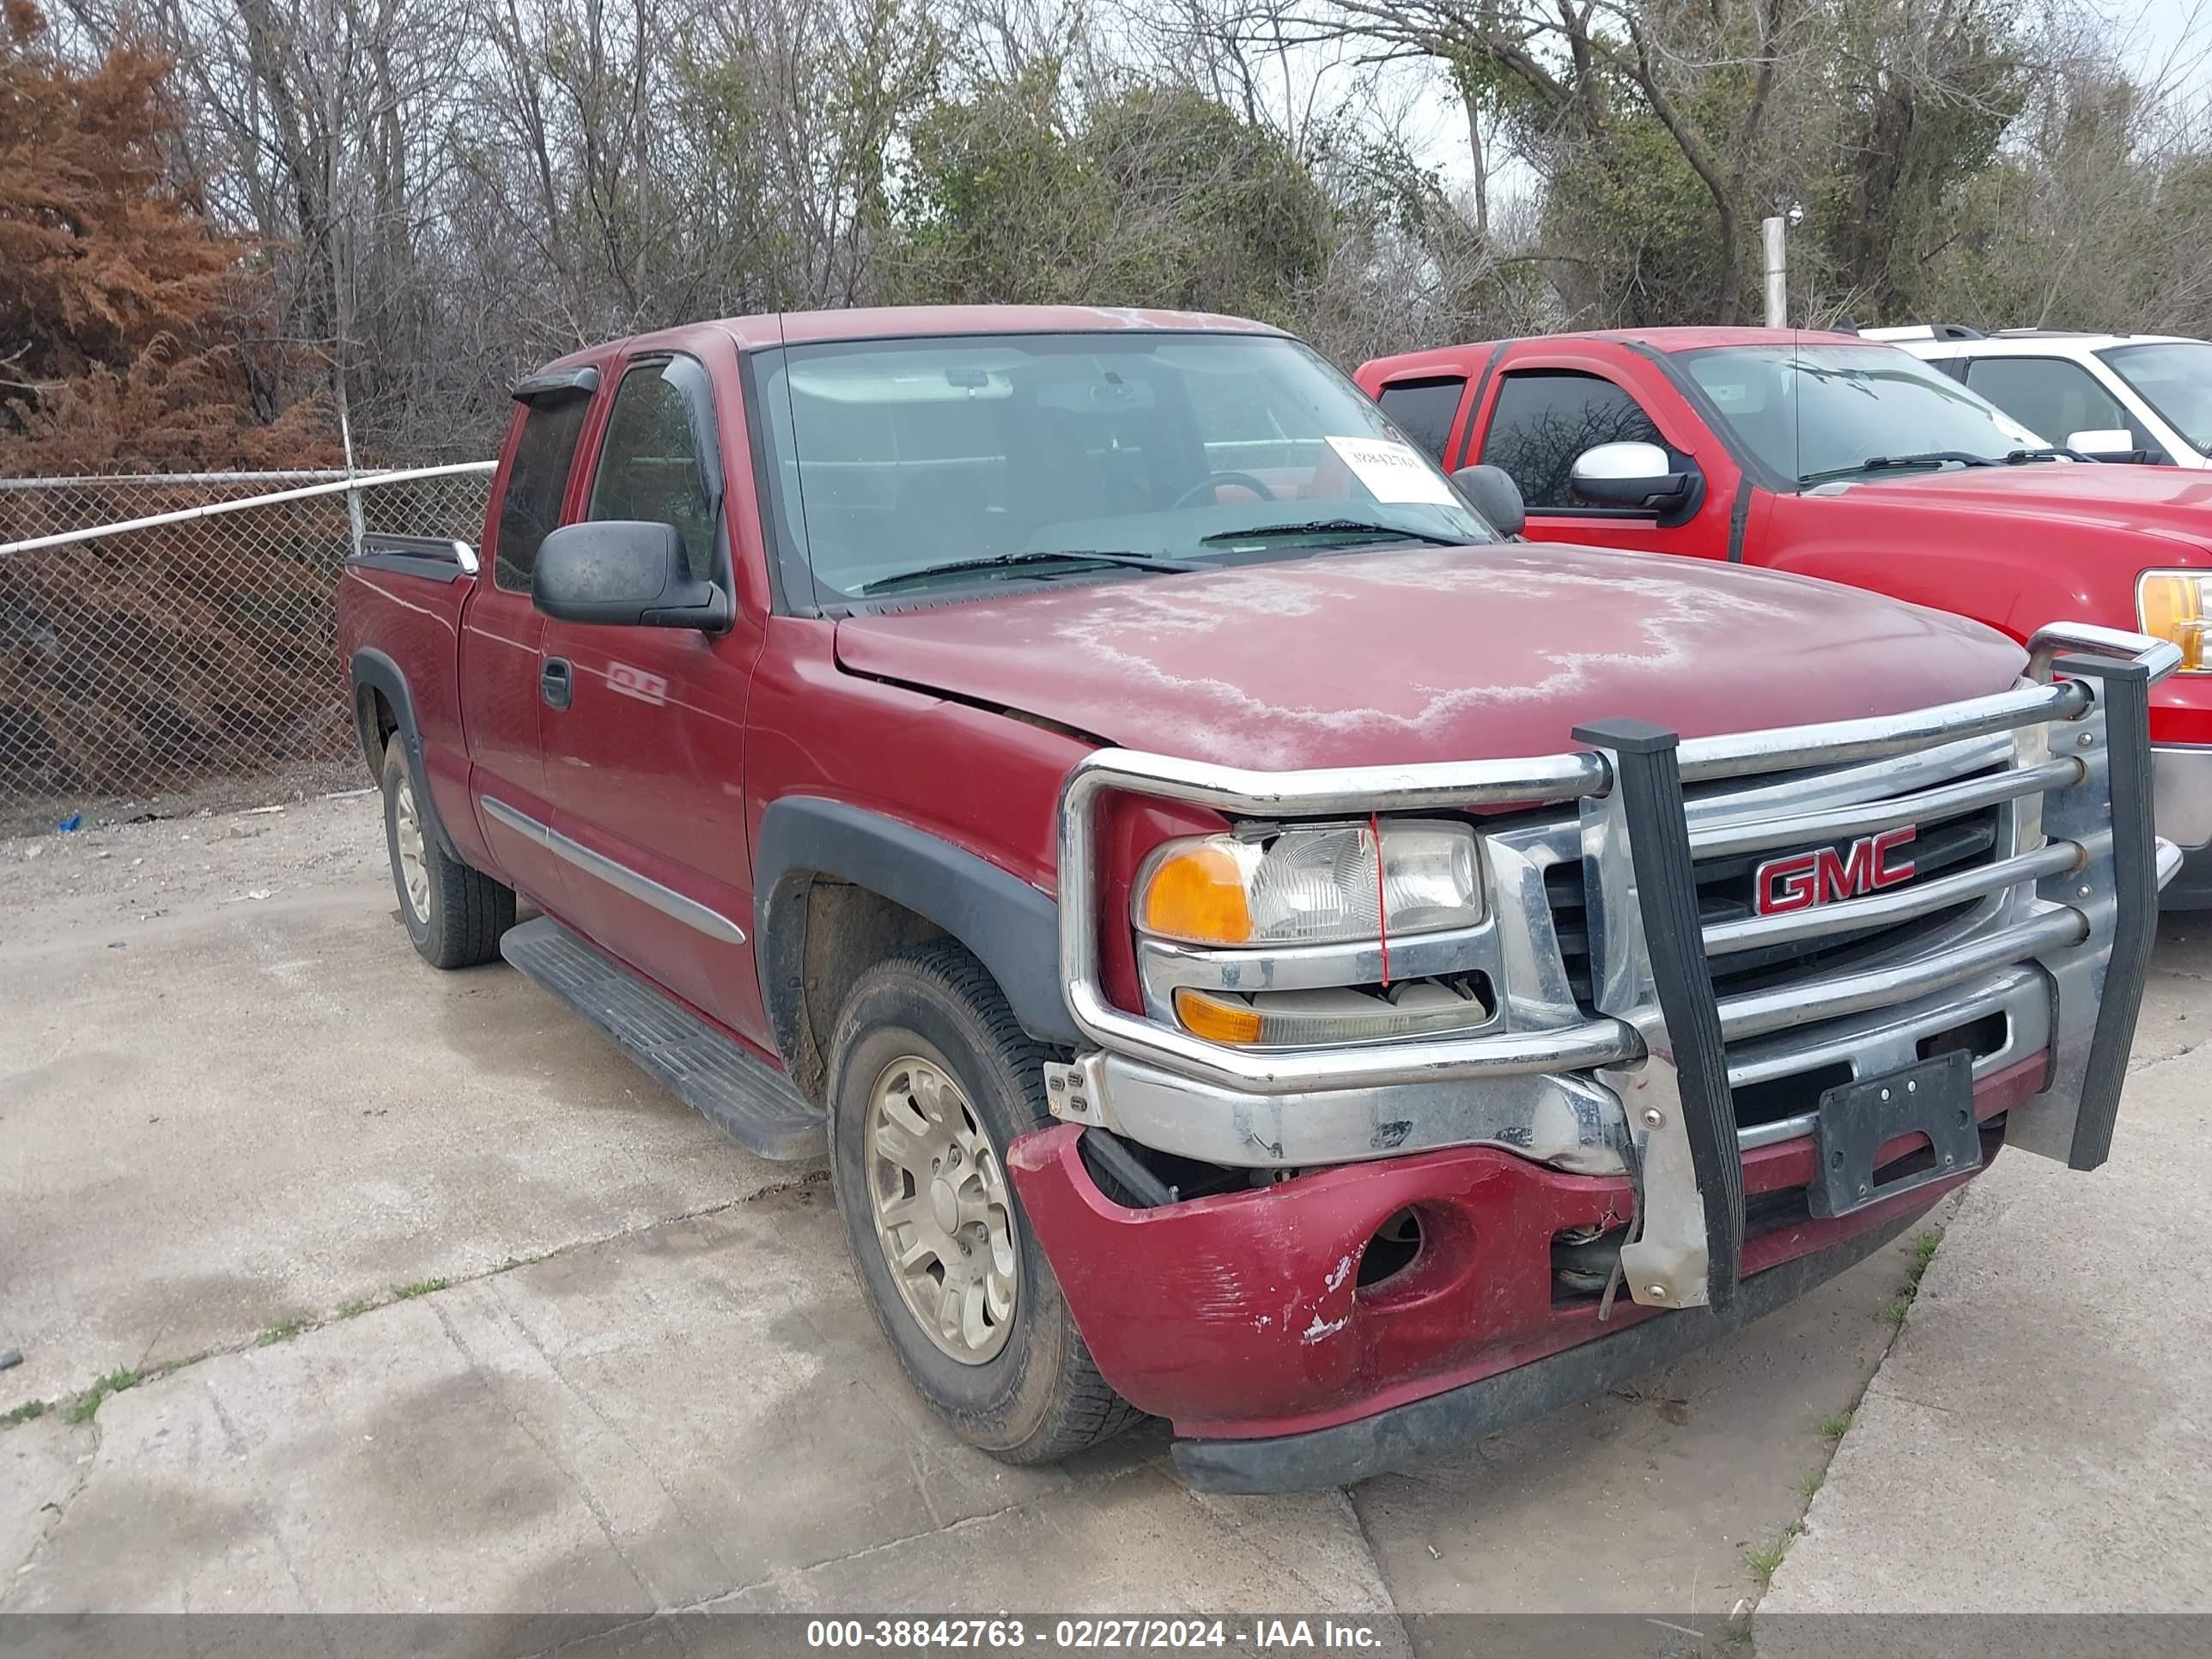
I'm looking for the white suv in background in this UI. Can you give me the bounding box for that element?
[1863,325,2212,469]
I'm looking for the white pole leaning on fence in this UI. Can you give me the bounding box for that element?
[337,403,368,564]
[0,461,496,559]
[1762,216,1788,330]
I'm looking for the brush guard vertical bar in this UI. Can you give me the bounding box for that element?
[2014,651,2160,1170]
[1572,718,1743,1314]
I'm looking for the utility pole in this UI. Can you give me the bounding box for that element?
[1762,216,1788,330]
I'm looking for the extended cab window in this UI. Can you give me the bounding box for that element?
[753,332,1493,604]
[1965,357,2155,459]
[588,359,721,580]
[495,394,590,591]
[1376,377,1466,463]
[1479,371,1664,509]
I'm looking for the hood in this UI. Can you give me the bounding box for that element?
[832,544,2026,769]
[1843,463,2212,550]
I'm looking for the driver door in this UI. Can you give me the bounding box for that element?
[1462,354,1739,563]
[537,349,773,1045]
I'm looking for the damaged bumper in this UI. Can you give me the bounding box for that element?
[1030,623,2176,1486]
[1012,1055,2041,1492]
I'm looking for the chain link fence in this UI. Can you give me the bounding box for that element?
[0,468,492,814]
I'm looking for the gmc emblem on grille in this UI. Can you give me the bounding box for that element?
[1754,827,1918,915]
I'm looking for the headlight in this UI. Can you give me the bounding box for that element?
[2137,569,2212,671]
[1133,820,1482,947]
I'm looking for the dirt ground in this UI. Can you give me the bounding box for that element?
[0,758,366,842]
[0,790,1973,1634]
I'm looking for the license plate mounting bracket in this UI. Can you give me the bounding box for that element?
[1809,1049,1981,1218]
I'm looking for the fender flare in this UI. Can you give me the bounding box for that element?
[349,647,462,861]
[753,797,1079,1052]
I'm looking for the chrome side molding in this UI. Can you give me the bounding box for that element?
[479,796,746,945]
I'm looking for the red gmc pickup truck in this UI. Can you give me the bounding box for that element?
[337,306,2174,1492]
[1357,329,2212,905]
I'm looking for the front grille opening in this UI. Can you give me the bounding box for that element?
[1730,1060,1854,1129]
[1358,1207,1425,1290]
[1544,861,1598,1013]
[1705,899,1984,1000]
[1541,792,2008,1015]
[1920,1010,2008,1065]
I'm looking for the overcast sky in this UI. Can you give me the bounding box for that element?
[2114,0,2212,93]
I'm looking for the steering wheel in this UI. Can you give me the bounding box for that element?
[1172,471,1279,509]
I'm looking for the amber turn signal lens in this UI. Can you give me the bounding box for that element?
[1138,842,1255,945]
[1172,988,1266,1045]
[2138,570,2210,672]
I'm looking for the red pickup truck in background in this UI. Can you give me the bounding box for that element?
[1356,330,2212,905]
[337,306,2173,1492]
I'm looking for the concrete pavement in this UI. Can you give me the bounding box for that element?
[6,789,2203,1630]
[0,799,788,1411]
[2,1190,1389,1617]
[1759,919,2212,1630]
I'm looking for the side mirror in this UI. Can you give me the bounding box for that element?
[1570,441,1696,513]
[532,520,729,630]
[1450,464,1525,539]
[2066,428,2142,462]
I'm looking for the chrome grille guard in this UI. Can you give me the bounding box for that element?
[1054,623,2179,1314]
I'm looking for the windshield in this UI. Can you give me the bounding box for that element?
[2100,342,2212,456]
[752,331,1495,601]
[1680,344,2051,485]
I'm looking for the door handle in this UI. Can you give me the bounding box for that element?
[540,657,574,710]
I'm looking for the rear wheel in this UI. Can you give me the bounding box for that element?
[381,734,514,969]
[827,940,1141,1462]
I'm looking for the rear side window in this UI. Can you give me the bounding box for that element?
[587,359,721,580]
[1479,370,1664,510]
[495,395,591,591]
[1376,377,1467,463]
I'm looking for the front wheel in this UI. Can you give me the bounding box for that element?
[826,941,1141,1463]
[380,735,514,969]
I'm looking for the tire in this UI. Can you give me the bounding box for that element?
[381,734,514,969]
[826,939,1142,1463]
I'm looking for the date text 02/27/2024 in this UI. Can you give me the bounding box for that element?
[802,1619,1388,1650]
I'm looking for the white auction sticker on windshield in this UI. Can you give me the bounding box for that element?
[1326,434,1460,505]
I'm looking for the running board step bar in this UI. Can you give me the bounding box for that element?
[500,917,825,1161]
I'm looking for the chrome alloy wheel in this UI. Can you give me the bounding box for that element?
[866,1054,1018,1364]
[394,772,431,921]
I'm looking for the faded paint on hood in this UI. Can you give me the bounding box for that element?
[832,544,2025,769]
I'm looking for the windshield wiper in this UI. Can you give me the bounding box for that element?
[858,550,1201,595]
[1199,518,1467,548]
[2002,447,2082,464]
[1799,451,2002,484]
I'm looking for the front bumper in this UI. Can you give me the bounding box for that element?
[1172,1200,1926,1494]
[2152,744,2212,849]
[2154,744,2212,907]
[1007,1055,2044,1490]
[1051,957,2056,1173]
